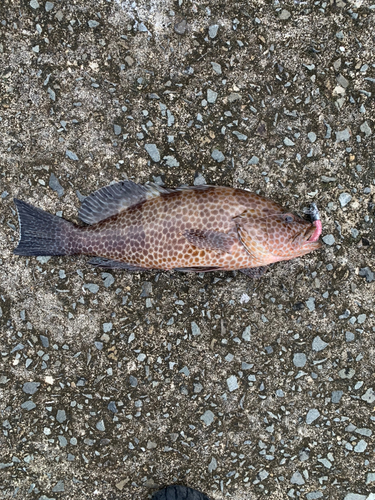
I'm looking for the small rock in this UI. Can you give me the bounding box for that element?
[208,24,219,38]
[242,326,251,342]
[96,420,105,431]
[49,173,64,197]
[23,382,40,395]
[174,19,187,35]
[114,124,122,135]
[147,440,157,449]
[358,267,374,283]
[343,495,367,500]
[339,368,355,379]
[247,156,259,165]
[290,471,305,485]
[227,375,239,392]
[279,9,291,19]
[331,390,343,403]
[30,0,39,8]
[208,457,217,472]
[194,173,206,185]
[191,322,201,336]
[21,401,36,411]
[129,375,138,387]
[354,440,367,453]
[84,283,99,293]
[307,132,317,143]
[101,273,115,288]
[312,336,328,351]
[293,353,306,368]
[103,322,113,333]
[233,131,248,141]
[66,150,79,161]
[335,128,351,142]
[207,89,218,103]
[45,2,54,12]
[306,408,320,424]
[52,481,64,493]
[211,149,225,162]
[88,20,100,28]
[201,410,214,425]
[339,192,352,207]
[337,74,349,88]
[284,137,295,147]
[227,93,241,103]
[305,297,315,312]
[56,409,66,423]
[163,156,179,167]
[144,144,161,162]
[360,121,372,137]
[322,234,335,246]
[211,62,222,74]
[362,388,375,403]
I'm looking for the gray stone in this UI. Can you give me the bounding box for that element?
[207,89,218,103]
[337,74,349,88]
[367,473,375,484]
[113,124,122,135]
[227,375,239,392]
[103,322,112,333]
[129,375,138,387]
[359,267,374,282]
[101,273,115,288]
[290,471,305,485]
[306,408,320,424]
[88,20,100,28]
[312,336,328,351]
[30,0,39,8]
[23,382,40,395]
[84,283,99,293]
[293,353,306,368]
[339,192,352,207]
[21,401,36,411]
[247,156,259,165]
[354,439,367,453]
[201,410,214,425]
[194,173,206,185]
[66,150,79,161]
[233,131,248,141]
[96,420,105,431]
[144,144,160,162]
[322,234,335,246]
[56,409,66,423]
[208,24,219,38]
[174,19,187,35]
[362,388,375,403]
[211,62,222,74]
[339,368,355,379]
[284,137,295,146]
[306,492,323,500]
[49,173,64,197]
[163,156,179,167]
[52,481,64,493]
[211,149,225,162]
[305,297,315,312]
[357,314,366,324]
[45,2,54,12]
[331,390,343,403]
[191,321,201,336]
[360,121,372,136]
[58,435,68,447]
[335,128,351,142]
[242,326,251,341]
[279,9,291,19]
[307,132,317,143]
[208,457,217,472]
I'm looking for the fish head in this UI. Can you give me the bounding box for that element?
[236,211,322,264]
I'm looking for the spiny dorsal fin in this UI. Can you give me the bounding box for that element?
[78,181,172,225]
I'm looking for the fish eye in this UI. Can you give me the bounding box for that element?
[284,214,294,223]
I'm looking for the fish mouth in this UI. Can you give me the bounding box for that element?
[302,225,322,248]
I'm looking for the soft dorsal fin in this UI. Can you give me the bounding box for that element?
[78,181,172,225]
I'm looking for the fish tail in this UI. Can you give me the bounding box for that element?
[13,199,78,256]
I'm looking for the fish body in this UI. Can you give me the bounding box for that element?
[14,182,322,274]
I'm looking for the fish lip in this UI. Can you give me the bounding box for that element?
[304,225,316,242]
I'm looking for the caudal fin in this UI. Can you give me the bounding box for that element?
[13,199,77,256]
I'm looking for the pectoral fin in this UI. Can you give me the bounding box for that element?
[239,266,268,279]
[183,229,236,254]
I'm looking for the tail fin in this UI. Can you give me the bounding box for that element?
[13,199,77,256]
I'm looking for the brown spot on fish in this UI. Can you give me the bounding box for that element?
[13,181,322,276]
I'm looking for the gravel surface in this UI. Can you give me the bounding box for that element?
[1,1,375,499]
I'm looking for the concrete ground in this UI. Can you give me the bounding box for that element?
[1,0,374,499]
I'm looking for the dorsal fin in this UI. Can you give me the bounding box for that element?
[78,181,172,225]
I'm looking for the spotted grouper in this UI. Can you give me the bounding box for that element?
[13,182,322,277]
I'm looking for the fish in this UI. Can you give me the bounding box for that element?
[13,181,322,277]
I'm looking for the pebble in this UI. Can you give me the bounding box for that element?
[208,457,217,472]
[23,382,40,395]
[211,149,225,162]
[84,283,99,293]
[248,156,259,165]
[312,336,328,352]
[279,9,291,19]
[293,353,306,368]
[307,132,317,143]
[163,156,179,167]
[208,24,219,38]
[339,368,355,379]
[45,2,54,12]
[52,481,64,493]
[21,401,36,411]
[211,62,222,74]
[144,144,160,162]
[227,375,239,392]
[358,267,374,282]
[344,494,367,500]
[207,89,218,103]
[191,322,201,336]
[88,20,100,28]
[242,326,251,341]
[306,492,323,500]
[49,173,64,197]
[284,137,295,147]
[101,273,114,288]
[103,322,112,333]
[66,150,79,161]
[174,19,187,35]
[331,390,343,403]
[360,121,372,136]
[194,173,206,185]
[232,131,248,141]
[290,471,305,485]
[322,234,335,246]
[40,335,49,348]
[30,0,39,8]
[96,420,105,431]
[306,408,320,424]
[305,297,315,312]
[361,388,375,403]
[56,409,66,423]
[354,440,367,453]
[129,376,138,388]
[335,128,351,142]
[113,124,122,135]
[339,192,352,207]
[201,410,214,425]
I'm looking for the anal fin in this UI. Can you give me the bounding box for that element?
[183,229,235,254]
[174,266,222,273]
[88,257,149,271]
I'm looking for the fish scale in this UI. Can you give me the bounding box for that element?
[13,181,322,276]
